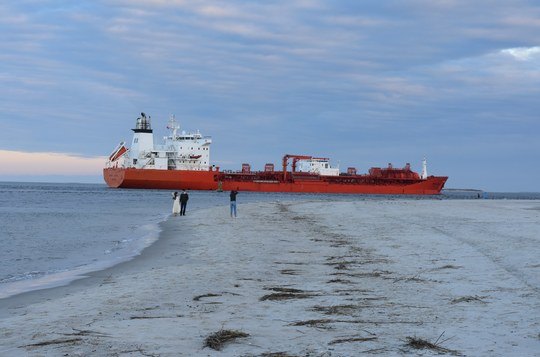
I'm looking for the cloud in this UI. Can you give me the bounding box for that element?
[501,46,540,61]
[196,5,242,18]
[433,46,540,89]
[0,150,107,175]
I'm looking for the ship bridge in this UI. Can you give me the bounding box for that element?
[295,157,339,176]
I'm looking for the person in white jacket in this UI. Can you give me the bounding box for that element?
[172,191,181,216]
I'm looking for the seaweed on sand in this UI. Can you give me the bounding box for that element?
[450,295,487,304]
[312,304,359,315]
[264,287,305,293]
[290,319,335,328]
[22,338,83,347]
[405,332,460,355]
[204,329,249,351]
[326,278,353,284]
[328,336,377,345]
[260,287,316,301]
[193,293,222,301]
[259,292,313,301]
[280,269,300,275]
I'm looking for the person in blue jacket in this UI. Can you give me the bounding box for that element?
[230,190,238,218]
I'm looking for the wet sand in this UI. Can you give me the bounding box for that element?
[1,199,539,356]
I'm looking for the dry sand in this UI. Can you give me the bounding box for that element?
[1,199,539,356]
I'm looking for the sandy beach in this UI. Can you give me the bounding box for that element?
[1,199,539,356]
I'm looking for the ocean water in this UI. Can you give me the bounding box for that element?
[0,182,331,298]
[0,182,538,299]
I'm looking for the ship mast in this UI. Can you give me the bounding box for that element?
[167,114,180,138]
[421,158,428,179]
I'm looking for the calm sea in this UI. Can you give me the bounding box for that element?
[0,182,538,299]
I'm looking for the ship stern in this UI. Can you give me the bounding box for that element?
[103,167,126,188]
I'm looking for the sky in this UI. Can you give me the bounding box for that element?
[0,0,539,191]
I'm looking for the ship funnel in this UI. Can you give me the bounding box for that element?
[133,112,153,133]
[421,158,428,179]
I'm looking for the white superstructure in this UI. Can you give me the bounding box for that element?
[106,113,212,170]
[296,157,340,176]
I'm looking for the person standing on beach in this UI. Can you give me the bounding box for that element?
[180,189,189,216]
[230,190,238,218]
[172,192,180,216]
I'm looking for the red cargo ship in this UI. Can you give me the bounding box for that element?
[103,113,448,194]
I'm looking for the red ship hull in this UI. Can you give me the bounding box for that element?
[103,168,218,190]
[219,177,447,195]
[104,168,447,195]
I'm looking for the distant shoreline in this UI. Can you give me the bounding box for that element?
[443,188,483,192]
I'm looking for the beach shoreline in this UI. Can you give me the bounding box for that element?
[1,199,539,356]
[0,206,188,316]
